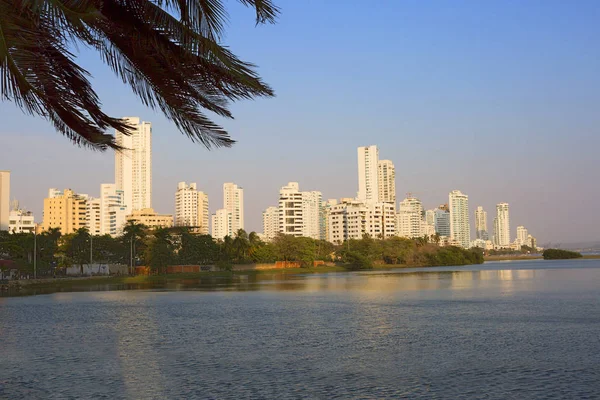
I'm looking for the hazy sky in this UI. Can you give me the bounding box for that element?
[1,0,599,244]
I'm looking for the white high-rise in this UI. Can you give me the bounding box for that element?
[475,206,488,240]
[223,183,244,233]
[86,197,101,235]
[115,117,152,212]
[0,170,9,231]
[434,208,451,237]
[517,226,528,246]
[278,182,323,239]
[100,183,127,237]
[397,196,424,238]
[327,199,396,243]
[211,208,231,240]
[357,145,379,204]
[494,203,510,247]
[449,190,470,248]
[262,206,279,241]
[377,160,396,204]
[175,182,209,234]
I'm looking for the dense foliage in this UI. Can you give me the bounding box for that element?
[542,249,583,260]
[1,226,483,276]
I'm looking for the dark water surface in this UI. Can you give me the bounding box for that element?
[1,259,600,399]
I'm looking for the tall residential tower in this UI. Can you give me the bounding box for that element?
[174,182,209,234]
[475,206,488,240]
[377,160,396,204]
[0,171,9,231]
[357,145,379,203]
[493,203,510,247]
[449,190,470,248]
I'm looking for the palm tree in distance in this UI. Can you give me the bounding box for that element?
[0,0,278,150]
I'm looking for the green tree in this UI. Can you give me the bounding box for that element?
[146,229,175,273]
[1,0,278,150]
[61,228,91,274]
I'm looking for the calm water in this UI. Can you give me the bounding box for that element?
[1,259,600,399]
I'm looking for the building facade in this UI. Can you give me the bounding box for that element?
[174,182,209,234]
[0,171,10,231]
[327,200,396,243]
[277,182,323,239]
[397,196,424,238]
[8,204,35,234]
[493,202,510,247]
[211,208,232,240]
[434,208,451,237]
[377,160,396,204]
[115,117,152,212]
[516,225,528,246]
[86,197,101,235]
[475,206,488,240]
[127,208,173,230]
[42,188,88,234]
[223,182,244,233]
[262,206,279,241]
[449,190,470,248]
[357,145,379,203]
[100,184,127,237]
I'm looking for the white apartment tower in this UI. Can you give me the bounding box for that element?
[115,117,152,212]
[397,196,424,238]
[211,208,232,240]
[175,182,209,234]
[357,145,379,204]
[328,199,396,243]
[494,203,510,247]
[475,206,488,240]
[223,183,244,233]
[262,206,279,241]
[0,171,10,231]
[517,226,528,246]
[86,197,101,235]
[100,183,127,237]
[278,182,323,239]
[449,190,470,248]
[377,160,396,204]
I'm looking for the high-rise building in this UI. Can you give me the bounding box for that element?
[327,199,396,243]
[0,170,9,231]
[434,208,451,237]
[357,145,379,203]
[517,226,528,246]
[278,182,323,239]
[115,117,152,212]
[475,206,488,240]
[223,183,244,233]
[86,197,101,235]
[211,208,232,240]
[449,190,470,248]
[397,196,424,238]
[174,182,209,234]
[100,184,127,237]
[493,203,510,247]
[262,206,279,242]
[322,199,338,242]
[42,188,88,234]
[127,208,173,230]
[377,160,396,204]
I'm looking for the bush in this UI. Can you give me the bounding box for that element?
[542,249,583,260]
[343,251,373,270]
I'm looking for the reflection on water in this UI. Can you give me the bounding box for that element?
[1,260,600,399]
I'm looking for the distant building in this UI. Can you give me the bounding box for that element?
[493,203,510,247]
[115,117,152,212]
[100,184,127,237]
[328,199,395,243]
[262,206,279,242]
[449,190,470,248]
[8,201,35,234]
[211,208,232,240]
[397,196,423,238]
[127,208,173,230]
[475,206,488,240]
[86,197,101,235]
[174,182,209,234]
[517,226,528,246]
[377,159,396,204]
[357,145,379,204]
[278,182,323,240]
[0,170,9,231]
[42,188,88,234]
[434,209,451,237]
[223,183,244,233]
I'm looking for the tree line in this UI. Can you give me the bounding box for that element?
[0,223,483,276]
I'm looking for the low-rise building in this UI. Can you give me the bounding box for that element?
[127,208,173,230]
[327,199,395,243]
[8,206,35,234]
[42,188,88,234]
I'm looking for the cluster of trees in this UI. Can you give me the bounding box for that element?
[1,224,484,276]
[542,249,583,260]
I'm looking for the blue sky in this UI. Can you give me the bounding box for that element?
[1,0,599,244]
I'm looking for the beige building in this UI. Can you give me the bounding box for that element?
[174,182,209,234]
[127,208,173,230]
[41,188,88,234]
[0,170,9,231]
[377,160,396,204]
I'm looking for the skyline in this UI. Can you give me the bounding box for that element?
[1,1,599,243]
